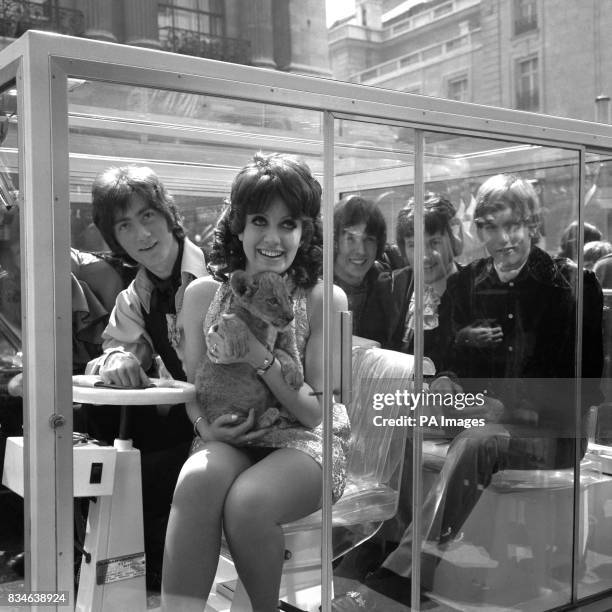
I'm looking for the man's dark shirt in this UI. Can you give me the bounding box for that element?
[444,246,603,431]
[335,264,396,346]
[143,239,186,381]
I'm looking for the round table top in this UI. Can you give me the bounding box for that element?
[72,375,196,405]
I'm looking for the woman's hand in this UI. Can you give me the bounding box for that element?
[197,408,272,446]
[206,314,270,368]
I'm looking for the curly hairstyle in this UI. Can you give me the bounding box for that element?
[208,152,323,290]
[91,165,184,263]
[333,196,387,260]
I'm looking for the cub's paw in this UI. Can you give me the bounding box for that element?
[275,349,304,389]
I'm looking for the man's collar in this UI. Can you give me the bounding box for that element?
[135,238,206,312]
[474,246,571,289]
[181,237,207,278]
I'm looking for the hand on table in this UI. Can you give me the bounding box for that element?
[100,351,150,388]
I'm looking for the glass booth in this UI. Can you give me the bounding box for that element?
[1,30,612,611]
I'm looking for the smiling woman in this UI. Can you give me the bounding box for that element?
[161,152,350,611]
[238,199,303,276]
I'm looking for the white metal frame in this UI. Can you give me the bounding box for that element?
[1,29,612,610]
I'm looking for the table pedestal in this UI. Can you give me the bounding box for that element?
[76,439,146,612]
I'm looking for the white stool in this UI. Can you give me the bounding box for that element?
[429,465,598,608]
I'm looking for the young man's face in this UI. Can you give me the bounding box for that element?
[334,222,378,286]
[113,193,178,277]
[404,230,455,285]
[477,206,531,272]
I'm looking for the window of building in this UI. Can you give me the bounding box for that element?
[516,56,539,111]
[447,75,469,101]
[514,0,537,36]
[158,0,224,37]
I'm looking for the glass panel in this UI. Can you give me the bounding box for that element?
[329,130,586,610]
[67,81,327,610]
[412,133,581,611]
[0,83,24,589]
[330,116,418,611]
[579,151,612,599]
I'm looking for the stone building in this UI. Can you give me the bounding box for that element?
[0,0,330,76]
[329,0,612,123]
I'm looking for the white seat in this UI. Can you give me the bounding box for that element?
[422,416,610,608]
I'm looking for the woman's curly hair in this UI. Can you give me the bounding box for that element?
[207,153,323,290]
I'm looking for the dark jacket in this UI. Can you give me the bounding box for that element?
[335,264,397,347]
[379,266,454,372]
[445,246,603,431]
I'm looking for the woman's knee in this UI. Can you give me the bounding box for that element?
[223,478,270,529]
[172,444,249,506]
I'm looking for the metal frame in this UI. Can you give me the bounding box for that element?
[2,29,612,610]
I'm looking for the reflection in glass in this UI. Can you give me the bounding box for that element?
[408,142,586,611]
[68,82,329,609]
[579,152,612,600]
[0,83,24,589]
[331,118,417,611]
[331,130,605,611]
[67,81,323,254]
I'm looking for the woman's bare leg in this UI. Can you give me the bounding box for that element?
[161,442,252,611]
[223,449,322,612]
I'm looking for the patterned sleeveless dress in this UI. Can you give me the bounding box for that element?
[192,281,350,503]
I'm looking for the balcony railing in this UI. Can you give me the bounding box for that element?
[159,26,251,65]
[383,0,480,40]
[0,0,84,38]
[353,29,478,84]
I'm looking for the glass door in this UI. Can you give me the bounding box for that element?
[578,151,612,601]
[0,81,24,594]
[67,78,330,610]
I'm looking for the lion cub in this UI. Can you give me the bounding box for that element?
[195,270,303,429]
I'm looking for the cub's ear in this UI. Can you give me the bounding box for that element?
[230,270,255,297]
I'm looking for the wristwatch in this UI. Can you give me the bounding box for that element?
[256,354,275,377]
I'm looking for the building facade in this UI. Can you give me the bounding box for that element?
[0,0,330,76]
[329,0,612,123]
